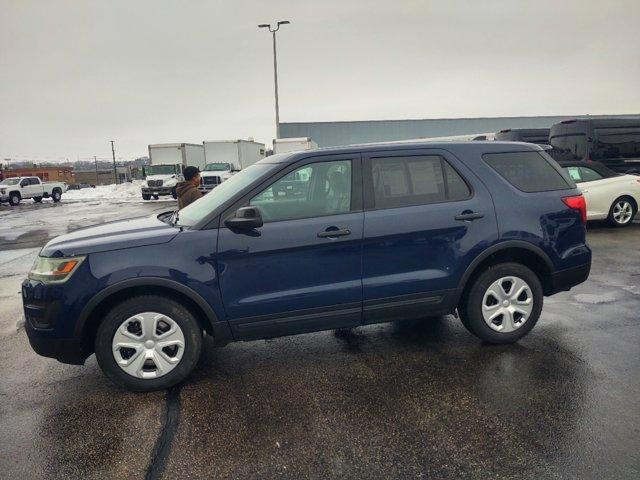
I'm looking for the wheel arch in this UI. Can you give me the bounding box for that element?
[458,241,555,300]
[76,277,231,352]
[611,194,638,211]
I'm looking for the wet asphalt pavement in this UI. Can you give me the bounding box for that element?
[0,199,639,479]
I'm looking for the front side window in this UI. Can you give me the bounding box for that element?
[370,155,470,209]
[250,160,352,222]
[178,163,279,226]
[484,151,572,192]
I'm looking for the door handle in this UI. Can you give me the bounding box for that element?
[455,212,484,221]
[318,228,351,238]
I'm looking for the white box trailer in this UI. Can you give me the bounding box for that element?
[200,139,266,191]
[148,143,206,169]
[142,143,205,200]
[273,137,318,154]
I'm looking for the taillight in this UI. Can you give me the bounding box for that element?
[562,194,587,223]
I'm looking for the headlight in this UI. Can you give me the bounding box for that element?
[28,256,85,284]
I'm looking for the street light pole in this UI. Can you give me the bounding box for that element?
[110,140,117,184]
[259,20,290,139]
[94,155,99,186]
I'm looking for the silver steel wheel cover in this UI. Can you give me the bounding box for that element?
[482,276,533,333]
[112,312,185,379]
[613,201,633,224]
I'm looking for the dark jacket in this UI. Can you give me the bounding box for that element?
[176,181,203,209]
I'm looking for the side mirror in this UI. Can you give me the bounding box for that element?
[225,206,263,229]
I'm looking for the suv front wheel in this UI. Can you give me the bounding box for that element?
[459,263,543,344]
[95,295,203,391]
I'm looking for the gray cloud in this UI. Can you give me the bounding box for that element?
[1,0,639,162]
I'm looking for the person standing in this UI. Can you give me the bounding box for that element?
[176,166,203,209]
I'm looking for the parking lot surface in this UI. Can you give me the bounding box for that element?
[1,199,639,479]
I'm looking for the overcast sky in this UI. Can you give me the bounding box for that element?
[1,0,639,162]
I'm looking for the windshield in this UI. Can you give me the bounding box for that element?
[178,163,278,226]
[204,163,231,171]
[0,178,20,185]
[145,165,177,176]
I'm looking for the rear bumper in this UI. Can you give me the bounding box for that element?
[549,262,591,295]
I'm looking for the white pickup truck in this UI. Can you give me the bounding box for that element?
[0,176,65,206]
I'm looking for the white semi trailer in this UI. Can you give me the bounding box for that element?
[200,139,265,192]
[272,137,318,154]
[143,143,205,200]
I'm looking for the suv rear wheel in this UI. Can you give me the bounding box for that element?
[459,263,543,344]
[95,295,203,391]
[51,189,62,202]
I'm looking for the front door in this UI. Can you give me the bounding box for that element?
[217,154,364,339]
[361,148,498,323]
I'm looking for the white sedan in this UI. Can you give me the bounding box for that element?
[560,162,640,227]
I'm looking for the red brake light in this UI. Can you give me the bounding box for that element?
[562,194,587,223]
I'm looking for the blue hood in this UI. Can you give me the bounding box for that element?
[41,215,180,257]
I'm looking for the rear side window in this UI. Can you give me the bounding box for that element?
[578,167,603,182]
[483,151,571,192]
[370,155,471,209]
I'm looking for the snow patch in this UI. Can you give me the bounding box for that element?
[63,181,174,204]
[573,292,621,304]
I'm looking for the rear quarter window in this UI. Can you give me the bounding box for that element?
[483,151,573,192]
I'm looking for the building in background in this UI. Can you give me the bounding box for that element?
[74,166,133,185]
[279,114,640,148]
[2,166,75,184]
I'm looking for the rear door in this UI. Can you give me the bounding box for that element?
[29,177,44,197]
[361,148,498,324]
[217,154,364,339]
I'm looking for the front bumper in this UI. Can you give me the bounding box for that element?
[142,187,174,196]
[22,279,90,365]
[549,262,591,295]
[25,321,89,365]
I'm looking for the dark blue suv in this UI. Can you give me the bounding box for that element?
[23,141,591,391]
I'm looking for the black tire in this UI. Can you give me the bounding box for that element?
[9,193,20,206]
[607,196,636,227]
[459,262,543,344]
[152,194,159,200]
[171,189,177,200]
[33,196,43,203]
[142,194,151,201]
[95,295,203,391]
[51,189,62,202]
